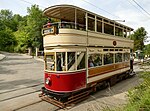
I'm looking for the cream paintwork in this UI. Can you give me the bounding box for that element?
[43,29,134,48]
[88,67,130,83]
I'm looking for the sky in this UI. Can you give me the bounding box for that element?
[0,0,150,44]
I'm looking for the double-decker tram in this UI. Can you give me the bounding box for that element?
[40,5,134,108]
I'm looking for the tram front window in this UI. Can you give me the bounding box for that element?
[45,54,55,71]
[67,52,75,71]
[45,51,86,71]
[77,52,85,70]
[56,52,66,71]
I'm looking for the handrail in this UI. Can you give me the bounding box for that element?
[43,22,86,30]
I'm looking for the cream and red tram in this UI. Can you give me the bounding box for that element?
[41,5,134,104]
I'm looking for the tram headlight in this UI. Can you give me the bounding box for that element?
[45,77,51,85]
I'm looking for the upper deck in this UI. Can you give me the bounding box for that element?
[42,4,134,48]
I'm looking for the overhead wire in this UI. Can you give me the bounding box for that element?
[126,0,149,18]
[19,0,122,19]
[131,0,150,17]
[19,0,46,8]
[80,0,120,19]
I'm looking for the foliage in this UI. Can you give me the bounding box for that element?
[26,5,46,49]
[129,27,148,51]
[14,5,47,52]
[144,44,150,57]
[107,68,150,111]
[0,5,47,53]
[123,71,150,111]
[0,28,16,52]
[0,10,16,52]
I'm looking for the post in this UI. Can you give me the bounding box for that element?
[114,23,115,36]
[125,28,127,38]
[102,19,104,33]
[36,47,39,57]
[86,12,88,31]
[122,28,124,37]
[86,48,88,84]
[75,8,77,29]
[28,47,32,56]
[95,15,97,32]
[129,29,131,36]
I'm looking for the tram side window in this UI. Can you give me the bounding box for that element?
[88,54,102,67]
[88,18,95,31]
[56,52,66,71]
[124,53,130,61]
[104,23,114,35]
[67,52,75,71]
[104,53,114,65]
[77,52,85,70]
[97,21,102,32]
[46,54,55,71]
[115,53,122,63]
[115,27,123,36]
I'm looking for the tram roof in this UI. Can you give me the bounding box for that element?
[43,4,133,31]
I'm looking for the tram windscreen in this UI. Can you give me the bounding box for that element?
[56,52,66,71]
[77,52,85,70]
[67,52,75,71]
[45,53,55,71]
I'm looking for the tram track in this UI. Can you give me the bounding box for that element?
[0,81,47,111]
[0,90,41,102]
[0,82,43,94]
[0,89,43,111]
[14,102,61,111]
[13,100,43,111]
[0,82,43,102]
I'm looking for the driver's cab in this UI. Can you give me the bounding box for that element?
[44,48,86,72]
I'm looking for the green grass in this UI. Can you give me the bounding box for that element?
[103,68,150,111]
[119,71,150,111]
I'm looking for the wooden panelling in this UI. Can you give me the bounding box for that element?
[88,62,130,78]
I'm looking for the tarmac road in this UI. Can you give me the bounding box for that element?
[0,52,143,111]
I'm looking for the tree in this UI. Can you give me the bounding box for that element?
[12,14,23,31]
[26,5,46,50]
[0,5,47,53]
[144,44,150,57]
[0,9,13,30]
[129,27,147,51]
[14,15,31,52]
[0,9,16,52]
[0,28,16,52]
[14,5,47,53]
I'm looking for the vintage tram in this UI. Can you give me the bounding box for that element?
[40,4,134,107]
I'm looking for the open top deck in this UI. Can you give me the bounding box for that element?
[43,4,133,33]
[42,4,134,48]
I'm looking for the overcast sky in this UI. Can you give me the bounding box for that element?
[1,0,150,44]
